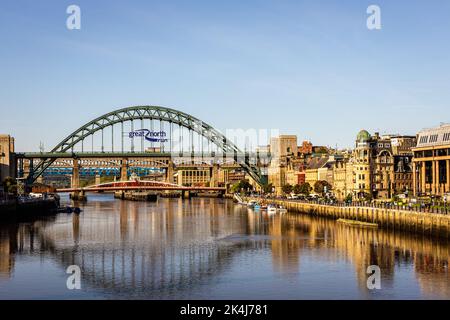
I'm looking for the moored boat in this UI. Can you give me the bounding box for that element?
[277,206,287,214]
[267,204,277,214]
[247,200,258,208]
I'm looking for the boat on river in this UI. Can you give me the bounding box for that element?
[247,200,258,208]
[277,206,287,214]
[267,205,277,214]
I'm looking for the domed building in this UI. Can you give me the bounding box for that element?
[356,130,371,143]
[353,130,373,199]
[352,130,416,200]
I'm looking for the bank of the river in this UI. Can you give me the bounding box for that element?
[244,197,450,238]
[0,198,59,221]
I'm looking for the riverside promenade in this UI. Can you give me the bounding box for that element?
[244,197,450,238]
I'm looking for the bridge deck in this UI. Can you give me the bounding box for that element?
[15,151,268,159]
[57,186,227,193]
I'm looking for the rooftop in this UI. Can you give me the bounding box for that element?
[415,124,450,148]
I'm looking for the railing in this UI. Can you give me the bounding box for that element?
[244,195,450,215]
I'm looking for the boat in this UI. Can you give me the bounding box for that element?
[337,219,378,229]
[247,200,258,208]
[267,205,277,214]
[277,206,287,214]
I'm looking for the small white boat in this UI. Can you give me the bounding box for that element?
[247,200,258,208]
[277,206,287,214]
[267,205,277,214]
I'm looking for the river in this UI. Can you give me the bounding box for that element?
[0,194,449,300]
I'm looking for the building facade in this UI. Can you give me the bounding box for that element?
[304,156,329,190]
[412,124,450,197]
[270,135,298,159]
[333,156,354,201]
[353,130,416,200]
[268,135,298,194]
[0,135,15,183]
[175,168,211,186]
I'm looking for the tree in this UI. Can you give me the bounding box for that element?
[344,193,353,204]
[364,192,373,202]
[262,183,274,194]
[2,177,17,195]
[230,182,240,194]
[292,184,302,195]
[281,184,293,195]
[298,182,312,195]
[314,181,332,196]
[231,180,252,194]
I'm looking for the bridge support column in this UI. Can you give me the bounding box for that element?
[95,174,101,186]
[211,164,219,188]
[166,159,174,184]
[121,158,128,181]
[18,158,24,178]
[182,190,192,199]
[70,159,86,201]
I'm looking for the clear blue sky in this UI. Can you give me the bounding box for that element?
[1,0,449,151]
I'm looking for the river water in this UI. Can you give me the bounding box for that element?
[0,194,449,300]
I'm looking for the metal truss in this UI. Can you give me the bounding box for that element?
[26,106,263,185]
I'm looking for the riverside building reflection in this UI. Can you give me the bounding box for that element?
[0,195,449,299]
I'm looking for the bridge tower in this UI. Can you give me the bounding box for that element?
[166,159,174,184]
[70,159,86,201]
[210,164,219,187]
[120,158,128,181]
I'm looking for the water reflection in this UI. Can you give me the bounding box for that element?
[0,195,449,299]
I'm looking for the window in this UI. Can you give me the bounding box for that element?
[443,132,450,142]
[419,136,429,144]
[429,134,438,143]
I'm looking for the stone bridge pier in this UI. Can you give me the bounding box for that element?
[166,159,174,184]
[121,158,128,181]
[70,159,86,201]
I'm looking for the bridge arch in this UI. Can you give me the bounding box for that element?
[28,106,262,185]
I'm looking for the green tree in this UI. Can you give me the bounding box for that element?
[262,183,274,194]
[344,193,353,204]
[2,177,17,194]
[231,180,252,194]
[363,192,373,202]
[314,181,332,196]
[298,182,312,195]
[292,184,302,195]
[281,184,293,195]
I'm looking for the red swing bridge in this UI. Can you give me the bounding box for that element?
[57,180,226,193]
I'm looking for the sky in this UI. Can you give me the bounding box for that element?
[0,0,449,152]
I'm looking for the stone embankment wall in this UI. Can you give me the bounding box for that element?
[244,198,450,238]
